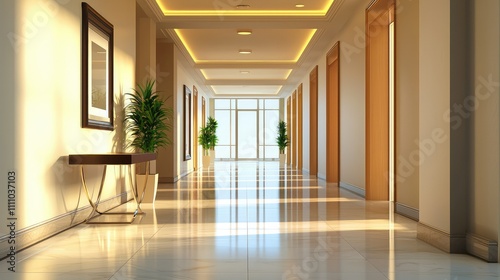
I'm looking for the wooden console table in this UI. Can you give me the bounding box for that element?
[69,153,156,224]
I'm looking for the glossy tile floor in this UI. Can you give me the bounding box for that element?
[1,161,500,279]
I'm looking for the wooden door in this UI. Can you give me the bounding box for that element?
[366,0,394,200]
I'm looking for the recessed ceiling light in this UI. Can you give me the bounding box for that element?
[296,4,305,8]
[240,71,250,74]
[237,29,252,35]
[239,49,252,54]
[236,5,251,9]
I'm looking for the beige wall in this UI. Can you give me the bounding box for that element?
[156,42,209,181]
[136,10,156,85]
[316,57,328,179]
[0,0,16,238]
[301,75,311,173]
[337,7,367,190]
[296,0,368,188]
[418,0,451,232]
[156,41,175,182]
[175,46,194,178]
[395,0,420,209]
[470,0,500,242]
[0,0,136,233]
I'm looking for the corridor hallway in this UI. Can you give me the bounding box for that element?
[1,162,498,279]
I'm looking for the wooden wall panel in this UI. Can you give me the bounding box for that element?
[310,66,318,176]
[286,97,291,165]
[193,86,198,170]
[292,91,297,168]
[366,0,394,200]
[298,84,303,170]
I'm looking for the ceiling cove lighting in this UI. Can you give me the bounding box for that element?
[239,49,252,54]
[240,71,250,74]
[296,4,305,8]
[237,30,252,35]
[156,0,335,16]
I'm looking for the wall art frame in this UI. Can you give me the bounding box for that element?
[81,2,114,130]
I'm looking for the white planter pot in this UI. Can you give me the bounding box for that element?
[203,155,211,168]
[279,154,286,167]
[136,173,159,203]
[210,150,216,163]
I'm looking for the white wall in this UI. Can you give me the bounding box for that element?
[0,0,136,233]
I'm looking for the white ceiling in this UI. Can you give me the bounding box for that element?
[137,0,367,97]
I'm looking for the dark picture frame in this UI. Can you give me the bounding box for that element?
[184,85,192,161]
[81,2,114,130]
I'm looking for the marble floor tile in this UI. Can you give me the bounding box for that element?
[0,161,497,280]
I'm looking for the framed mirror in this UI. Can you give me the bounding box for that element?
[81,2,114,130]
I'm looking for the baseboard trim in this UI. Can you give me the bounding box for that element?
[160,176,178,183]
[417,222,466,253]
[0,191,129,259]
[395,202,419,221]
[339,182,365,198]
[159,169,193,183]
[466,233,498,263]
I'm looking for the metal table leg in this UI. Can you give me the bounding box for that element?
[79,163,150,224]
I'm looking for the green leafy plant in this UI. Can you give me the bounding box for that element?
[276,120,288,154]
[198,116,218,156]
[124,80,173,153]
[206,116,218,150]
[198,126,212,156]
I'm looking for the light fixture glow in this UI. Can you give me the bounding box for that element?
[296,4,305,8]
[237,30,252,35]
[239,49,252,54]
[236,4,251,9]
[240,71,250,74]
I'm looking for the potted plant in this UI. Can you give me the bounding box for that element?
[124,79,173,203]
[206,116,218,163]
[198,125,212,167]
[276,120,288,167]
[198,116,218,167]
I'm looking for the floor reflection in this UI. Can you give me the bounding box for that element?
[1,161,499,280]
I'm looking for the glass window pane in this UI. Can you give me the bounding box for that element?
[215,99,230,109]
[238,111,257,159]
[215,146,231,159]
[264,110,279,146]
[259,110,264,144]
[231,146,236,159]
[231,99,236,109]
[238,99,257,109]
[231,110,236,144]
[215,110,231,145]
[265,99,280,109]
[259,99,264,109]
[259,146,265,159]
[265,146,279,159]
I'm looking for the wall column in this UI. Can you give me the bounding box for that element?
[417,0,470,253]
